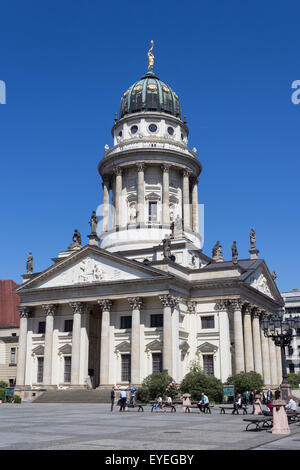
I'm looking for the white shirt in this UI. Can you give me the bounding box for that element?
[287,399,297,411]
[120,390,127,398]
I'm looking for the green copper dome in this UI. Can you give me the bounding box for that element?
[120,71,181,119]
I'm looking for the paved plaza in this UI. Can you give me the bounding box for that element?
[0,403,300,450]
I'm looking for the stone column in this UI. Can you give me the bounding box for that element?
[137,163,145,225]
[269,336,278,385]
[243,303,254,372]
[16,306,31,387]
[42,304,57,386]
[252,308,263,376]
[192,177,199,233]
[114,167,123,228]
[70,302,86,386]
[98,299,112,386]
[215,300,231,382]
[159,294,179,376]
[276,343,282,384]
[102,176,110,232]
[161,164,170,226]
[182,170,191,230]
[260,311,271,385]
[231,299,245,374]
[128,297,143,385]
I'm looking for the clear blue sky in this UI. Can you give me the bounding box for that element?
[0,0,299,292]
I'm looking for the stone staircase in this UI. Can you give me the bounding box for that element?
[33,388,110,403]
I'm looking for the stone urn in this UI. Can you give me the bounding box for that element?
[182,393,191,412]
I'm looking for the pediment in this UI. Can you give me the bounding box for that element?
[145,340,162,352]
[32,345,44,356]
[197,342,218,353]
[58,344,72,355]
[115,341,131,353]
[245,265,278,301]
[18,246,166,291]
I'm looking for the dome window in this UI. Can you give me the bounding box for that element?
[118,131,122,137]
[148,124,158,133]
[148,84,157,91]
[130,125,138,135]
[167,127,174,136]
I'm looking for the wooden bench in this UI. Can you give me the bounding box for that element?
[127,403,147,412]
[150,401,176,412]
[243,416,273,431]
[219,405,248,415]
[184,403,214,414]
[287,411,300,423]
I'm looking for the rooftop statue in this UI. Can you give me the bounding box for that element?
[89,210,98,235]
[72,229,82,246]
[250,227,256,249]
[26,252,33,274]
[212,241,222,259]
[148,40,154,72]
[232,241,238,264]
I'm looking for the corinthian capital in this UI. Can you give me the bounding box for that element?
[17,306,33,318]
[42,304,58,316]
[187,301,196,313]
[229,299,242,311]
[127,297,143,311]
[243,303,252,315]
[98,299,113,312]
[69,302,87,315]
[214,299,229,311]
[136,162,146,172]
[159,294,180,308]
[161,164,170,173]
[113,166,123,176]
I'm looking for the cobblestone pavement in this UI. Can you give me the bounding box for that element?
[0,403,299,450]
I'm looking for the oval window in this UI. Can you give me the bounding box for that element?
[118,131,122,137]
[131,125,138,134]
[167,127,174,136]
[149,124,157,133]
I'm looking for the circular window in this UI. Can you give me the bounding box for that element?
[167,127,174,136]
[131,125,138,134]
[149,124,158,133]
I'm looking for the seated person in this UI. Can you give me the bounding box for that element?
[286,397,297,412]
[263,401,273,416]
[198,392,209,412]
[153,395,163,409]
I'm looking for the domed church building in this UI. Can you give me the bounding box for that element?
[15,45,283,394]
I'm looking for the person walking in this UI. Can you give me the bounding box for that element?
[267,389,273,403]
[129,385,137,405]
[274,387,281,400]
[119,389,127,412]
[110,386,116,412]
[233,394,242,414]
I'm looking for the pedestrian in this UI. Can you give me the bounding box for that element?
[274,387,281,400]
[111,386,116,412]
[267,389,273,403]
[249,391,254,405]
[232,394,242,414]
[262,391,267,404]
[129,384,137,405]
[119,389,127,412]
[286,396,297,411]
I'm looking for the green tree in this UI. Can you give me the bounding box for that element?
[225,371,264,395]
[288,372,300,389]
[135,370,178,402]
[180,370,223,403]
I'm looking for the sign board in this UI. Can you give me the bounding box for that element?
[223,385,234,397]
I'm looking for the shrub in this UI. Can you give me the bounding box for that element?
[288,372,300,389]
[180,371,223,403]
[135,386,150,403]
[136,370,179,401]
[225,371,264,395]
[0,381,8,389]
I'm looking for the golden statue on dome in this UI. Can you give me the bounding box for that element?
[148,40,154,72]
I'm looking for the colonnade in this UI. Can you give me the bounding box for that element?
[102,164,199,232]
[215,299,282,385]
[16,294,181,388]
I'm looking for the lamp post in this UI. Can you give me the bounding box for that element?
[261,311,300,402]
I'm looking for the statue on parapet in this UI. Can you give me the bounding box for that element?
[212,241,223,260]
[250,227,256,249]
[232,241,238,264]
[89,210,98,235]
[72,229,82,246]
[26,252,33,274]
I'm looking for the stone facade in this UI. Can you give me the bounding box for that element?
[15,61,284,390]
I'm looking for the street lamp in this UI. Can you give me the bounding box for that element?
[261,310,300,402]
